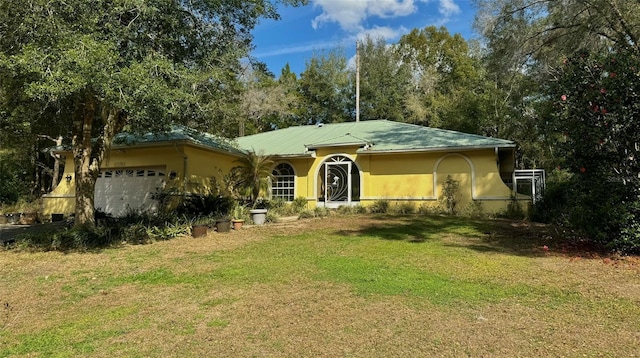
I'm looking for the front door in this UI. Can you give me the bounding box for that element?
[325,161,351,205]
[319,155,360,207]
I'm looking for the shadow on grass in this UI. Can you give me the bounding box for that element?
[335,214,490,242]
[334,216,432,243]
[0,222,118,254]
[333,214,564,258]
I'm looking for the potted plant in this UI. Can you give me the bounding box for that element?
[191,216,212,238]
[215,216,232,233]
[249,198,268,225]
[229,151,274,225]
[231,204,245,230]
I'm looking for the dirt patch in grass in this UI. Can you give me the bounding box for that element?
[2,215,639,357]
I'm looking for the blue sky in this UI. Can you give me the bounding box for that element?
[252,0,478,77]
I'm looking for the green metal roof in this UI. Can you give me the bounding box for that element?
[112,125,243,155]
[236,120,515,157]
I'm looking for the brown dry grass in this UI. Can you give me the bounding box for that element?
[1,215,639,357]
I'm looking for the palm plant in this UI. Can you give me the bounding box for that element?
[230,150,274,207]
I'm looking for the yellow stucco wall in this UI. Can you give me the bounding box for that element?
[181,146,239,194]
[43,142,522,216]
[276,147,519,213]
[42,155,76,215]
[42,144,239,215]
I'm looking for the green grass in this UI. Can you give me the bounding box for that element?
[2,214,639,357]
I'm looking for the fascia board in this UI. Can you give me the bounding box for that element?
[357,144,516,155]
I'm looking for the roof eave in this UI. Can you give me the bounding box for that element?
[271,153,315,159]
[51,139,246,157]
[305,141,367,150]
[358,143,516,155]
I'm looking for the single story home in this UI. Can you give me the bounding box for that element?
[43,120,529,216]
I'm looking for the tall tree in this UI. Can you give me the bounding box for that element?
[548,48,640,252]
[238,62,300,136]
[475,0,640,251]
[395,26,501,139]
[298,48,352,124]
[0,0,305,226]
[356,36,412,122]
[475,0,640,75]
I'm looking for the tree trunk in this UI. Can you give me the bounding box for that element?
[50,136,63,191]
[71,94,123,227]
[72,95,98,227]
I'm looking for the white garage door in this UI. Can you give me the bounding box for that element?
[95,167,166,217]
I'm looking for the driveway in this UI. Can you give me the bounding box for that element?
[0,222,67,244]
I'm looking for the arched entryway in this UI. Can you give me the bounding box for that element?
[317,155,360,207]
[434,153,473,207]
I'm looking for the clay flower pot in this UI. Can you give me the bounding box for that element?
[232,219,244,230]
[191,225,208,238]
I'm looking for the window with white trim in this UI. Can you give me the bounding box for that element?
[272,163,295,201]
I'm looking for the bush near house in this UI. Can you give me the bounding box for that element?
[544,48,640,254]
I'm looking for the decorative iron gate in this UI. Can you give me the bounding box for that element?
[325,161,351,203]
[320,155,360,206]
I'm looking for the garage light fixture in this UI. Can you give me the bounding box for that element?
[65,174,72,183]
[169,171,177,180]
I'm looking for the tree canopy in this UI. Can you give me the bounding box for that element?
[0,0,305,225]
[476,0,640,252]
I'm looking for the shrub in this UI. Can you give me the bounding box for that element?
[531,170,640,254]
[440,175,460,215]
[265,210,279,223]
[14,210,191,251]
[269,197,297,216]
[176,194,234,218]
[498,198,526,220]
[313,206,330,217]
[617,201,640,254]
[291,196,308,213]
[548,48,640,254]
[417,203,439,215]
[463,200,485,218]
[530,170,573,225]
[298,209,315,219]
[391,202,415,214]
[336,205,366,215]
[369,199,390,214]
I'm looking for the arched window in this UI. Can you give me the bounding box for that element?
[272,163,295,201]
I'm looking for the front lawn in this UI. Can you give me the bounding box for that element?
[1,215,639,356]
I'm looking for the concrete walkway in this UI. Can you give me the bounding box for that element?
[0,222,67,244]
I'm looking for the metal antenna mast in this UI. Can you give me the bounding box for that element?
[355,41,360,123]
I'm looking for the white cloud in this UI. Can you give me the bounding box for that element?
[311,0,368,32]
[311,0,461,33]
[368,0,417,18]
[437,0,460,16]
[311,0,418,32]
[355,25,408,42]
